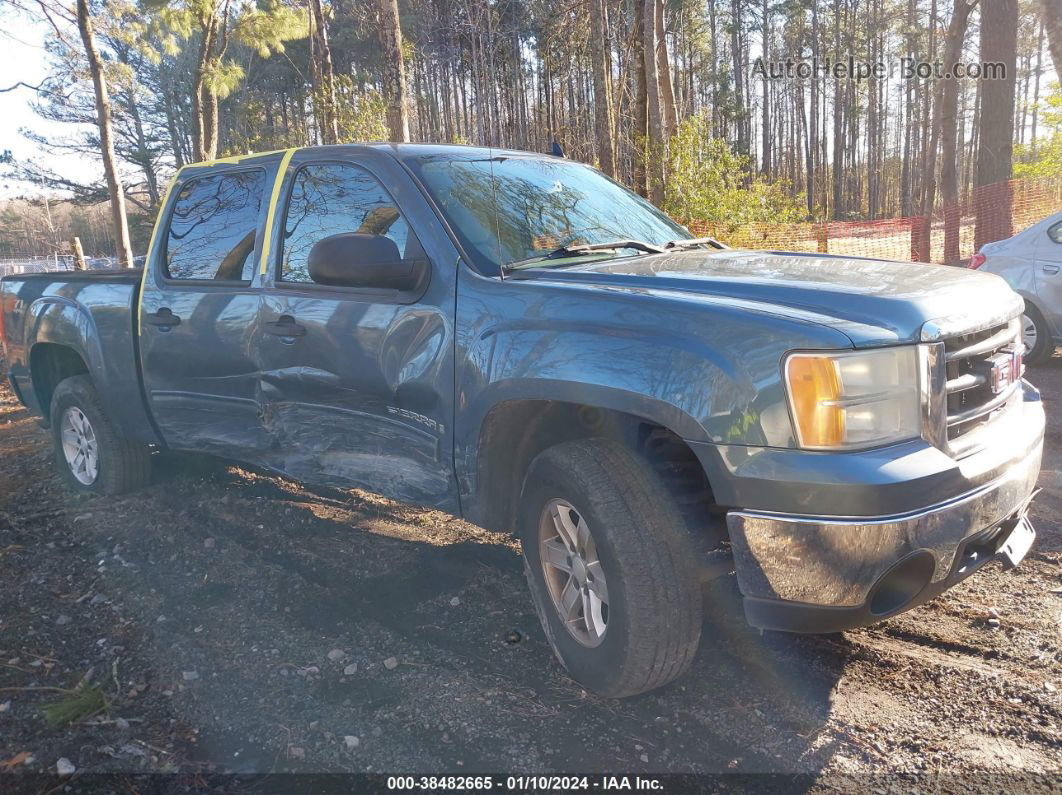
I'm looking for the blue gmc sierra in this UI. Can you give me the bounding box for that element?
[1,144,1044,696]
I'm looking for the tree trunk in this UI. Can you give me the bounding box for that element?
[915,0,938,218]
[940,0,977,264]
[589,0,616,176]
[190,13,218,163]
[632,0,649,197]
[760,0,770,176]
[899,0,916,217]
[76,0,133,267]
[708,0,718,137]
[867,0,880,218]
[830,0,843,219]
[120,89,161,207]
[71,237,87,270]
[807,3,819,217]
[1031,19,1044,150]
[204,87,219,159]
[1041,0,1062,74]
[655,0,678,135]
[309,0,340,144]
[643,0,666,204]
[975,0,1018,250]
[377,0,410,142]
[161,82,186,169]
[730,0,746,153]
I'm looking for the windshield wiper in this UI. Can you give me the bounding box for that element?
[503,240,666,274]
[664,237,729,250]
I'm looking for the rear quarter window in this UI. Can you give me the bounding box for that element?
[165,170,266,281]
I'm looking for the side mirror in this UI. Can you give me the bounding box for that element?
[307,233,427,291]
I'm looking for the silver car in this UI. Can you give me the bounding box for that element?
[972,210,1062,364]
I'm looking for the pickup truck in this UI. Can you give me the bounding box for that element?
[0,144,1044,697]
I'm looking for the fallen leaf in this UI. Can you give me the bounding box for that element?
[1,751,31,769]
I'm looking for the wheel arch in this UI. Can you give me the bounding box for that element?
[465,395,719,544]
[1018,293,1059,339]
[28,342,91,426]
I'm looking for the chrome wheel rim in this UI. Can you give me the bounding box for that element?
[61,406,99,485]
[1021,314,1038,353]
[538,498,609,647]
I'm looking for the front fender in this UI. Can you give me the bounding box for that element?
[461,333,741,447]
[457,293,847,449]
[452,271,857,523]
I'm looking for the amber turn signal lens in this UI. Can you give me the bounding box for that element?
[786,355,845,447]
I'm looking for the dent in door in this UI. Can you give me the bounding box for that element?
[257,300,454,508]
[141,290,267,453]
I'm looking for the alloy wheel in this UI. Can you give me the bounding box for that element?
[60,406,99,485]
[1021,313,1039,354]
[538,498,610,647]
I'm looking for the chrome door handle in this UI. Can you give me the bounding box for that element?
[1043,264,1060,274]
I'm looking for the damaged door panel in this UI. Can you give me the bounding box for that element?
[139,165,273,456]
[255,156,459,511]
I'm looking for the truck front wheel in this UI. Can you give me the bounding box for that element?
[49,375,152,495]
[518,439,703,697]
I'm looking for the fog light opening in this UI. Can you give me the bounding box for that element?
[868,551,935,617]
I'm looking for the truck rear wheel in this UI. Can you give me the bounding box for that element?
[49,375,152,495]
[518,438,703,697]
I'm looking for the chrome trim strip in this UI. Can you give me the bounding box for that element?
[821,388,906,408]
[946,379,1020,426]
[945,371,986,394]
[919,342,948,451]
[944,321,1019,362]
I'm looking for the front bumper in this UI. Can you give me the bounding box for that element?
[724,390,1044,634]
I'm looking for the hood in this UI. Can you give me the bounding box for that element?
[511,249,1022,346]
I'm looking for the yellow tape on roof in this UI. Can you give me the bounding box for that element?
[259,148,298,276]
[136,147,298,336]
[183,148,291,169]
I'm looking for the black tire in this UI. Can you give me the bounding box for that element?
[517,439,702,697]
[1023,304,1054,366]
[49,375,152,495]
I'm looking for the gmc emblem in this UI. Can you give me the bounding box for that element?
[989,346,1023,394]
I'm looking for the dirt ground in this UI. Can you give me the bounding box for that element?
[0,357,1060,792]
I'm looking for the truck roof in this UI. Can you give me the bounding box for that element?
[180,142,562,172]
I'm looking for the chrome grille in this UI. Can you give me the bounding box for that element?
[942,317,1023,445]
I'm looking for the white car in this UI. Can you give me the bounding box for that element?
[971,210,1062,365]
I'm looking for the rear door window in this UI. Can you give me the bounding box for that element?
[165,170,266,281]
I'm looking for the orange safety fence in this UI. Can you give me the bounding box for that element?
[684,176,1062,265]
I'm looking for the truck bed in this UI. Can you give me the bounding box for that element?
[1,269,154,442]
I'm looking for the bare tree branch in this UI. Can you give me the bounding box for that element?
[0,81,45,93]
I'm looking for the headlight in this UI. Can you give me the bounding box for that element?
[784,347,920,450]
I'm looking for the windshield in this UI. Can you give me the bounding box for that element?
[407,154,692,276]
